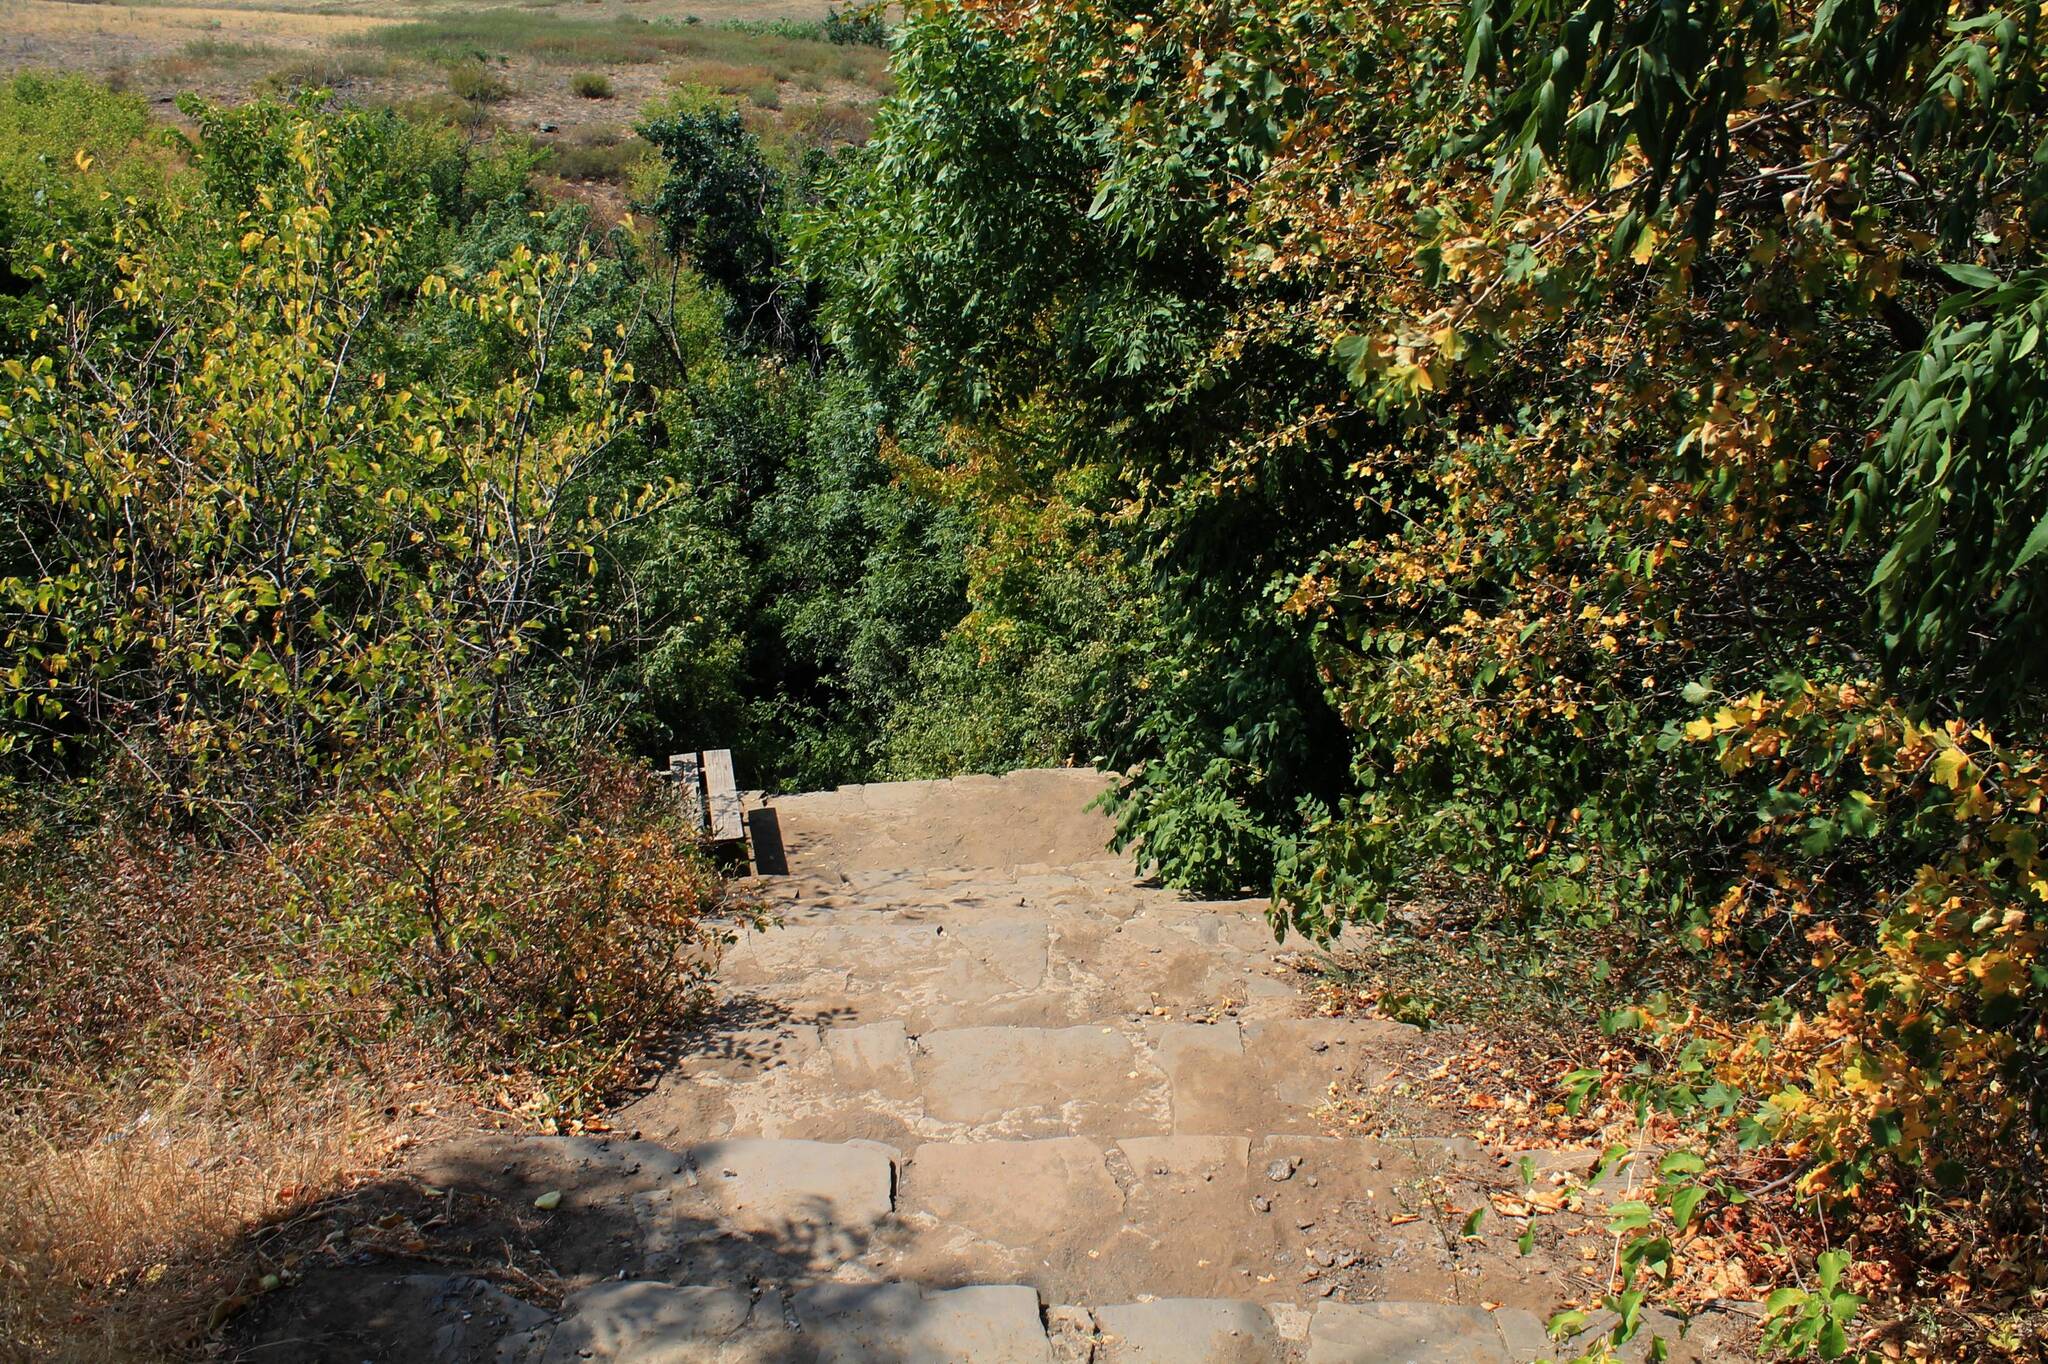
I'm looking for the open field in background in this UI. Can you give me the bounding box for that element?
[0,0,880,198]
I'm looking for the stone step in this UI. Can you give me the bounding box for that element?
[884,1132,1572,1313]
[412,1129,1592,1318]
[637,1016,1416,1147]
[754,856,1148,909]
[747,767,1118,877]
[715,901,1320,1033]
[503,1279,1056,1364]
[498,1279,1554,1363]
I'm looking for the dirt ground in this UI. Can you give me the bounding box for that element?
[0,0,869,173]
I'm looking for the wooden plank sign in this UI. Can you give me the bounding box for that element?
[670,752,706,833]
[703,747,743,843]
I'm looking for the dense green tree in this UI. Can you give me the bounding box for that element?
[641,106,819,358]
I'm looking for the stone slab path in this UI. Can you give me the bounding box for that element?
[294,769,1744,1363]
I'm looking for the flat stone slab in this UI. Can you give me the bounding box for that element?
[375,1275,551,1364]
[1117,1134,1252,1180]
[688,1137,897,1236]
[792,1283,1055,1363]
[627,1137,900,1278]
[532,1282,759,1364]
[760,767,1116,876]
[722,918,1054,1031]
[913,1025,1170,1134]
[641,1013,1407,1145]
[1149,1022,1252,1133]
[1095,1299,1284,1362]
[825,1020,917,1092]
[904,1137,1124,1248]
[717,881,1309,1034]
[1239,1019,1404,1112]
[1303,1301,1540,1363]
[884,1132,1542,1307]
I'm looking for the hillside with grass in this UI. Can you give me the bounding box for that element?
[0,0,890,205]
[5,0,2048,1360]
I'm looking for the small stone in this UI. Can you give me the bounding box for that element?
[1305,1175,1320,1187]
[532,1190,562,1211]
[1296,1217,1315,1230]
[1251,1195,1272,1213]
[1335,1251,1359,1268]
[1311,1282,1337,1298]
[1309,1247,1334,1267]
[1309,1039,1329,1053]
[1266,1158,1296,1182]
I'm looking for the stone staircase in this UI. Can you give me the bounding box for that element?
[395,769,1728,1363]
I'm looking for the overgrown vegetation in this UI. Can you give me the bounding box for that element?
[0,52,1039,1357]
[796,0,2048,1357]
[822,2,889,48]
[0,78,844,1359]
[7,0,2047,1352]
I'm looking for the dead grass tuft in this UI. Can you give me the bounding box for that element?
[1,1075,405,1363]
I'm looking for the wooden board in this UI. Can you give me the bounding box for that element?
[703,748,744,843]
[670,752,706,834]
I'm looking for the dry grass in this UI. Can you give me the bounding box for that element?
[547,121,646,180]
[0,1074,408,1363]
[0,758,736,1362]
[259,45,393,89]
[10,1,395,45]
[674,57,776,94]
[0,0,885,159]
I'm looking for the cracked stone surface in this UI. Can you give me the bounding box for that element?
[913,1024,1168,1132]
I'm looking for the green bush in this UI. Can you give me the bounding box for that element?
[547,130,642,182]
[446,59,512,105]
[570,70,614,99]
[1,100,636,806]
[0,74,173,342]
[640,104,810,352]
[822,4,887,47]
[261,49,393,92]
